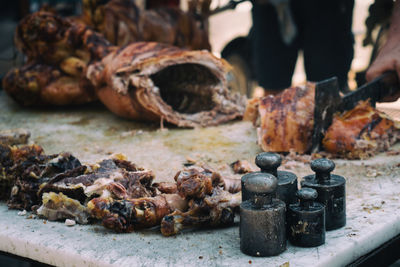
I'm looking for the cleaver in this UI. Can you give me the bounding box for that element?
[310,71,399,153]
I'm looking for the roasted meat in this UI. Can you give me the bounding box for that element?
[230,160,253,174]
[37,192,91,224]
[88,193,187,232]
[81,0,211,50]
[1,141,242,235]
[14,11,111,64]
[252,83,400,158]
[8,152,82,210]
[161,188,241,236]
[323,101,400,159]
[174,166,223,199]
[6,11,244,127]
[87,42,245,127]
[0,129,30,146]
[257,83,315,153]
[3,63,96,106]
[161,166,241,236]
[39,157,156,203]
[3,11,111,106]
[0,144,43,200]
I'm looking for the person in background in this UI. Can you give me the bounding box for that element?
[366,0,400,101]
[251,0,354,95]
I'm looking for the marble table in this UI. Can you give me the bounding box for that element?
[1,91,400,266]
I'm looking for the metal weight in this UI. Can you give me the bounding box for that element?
[288,188,325,247]
[240,173,286,256]
[255,152,298,206]
[301,158,346,230]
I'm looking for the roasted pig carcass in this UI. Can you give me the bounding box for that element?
[322,101,400,159]
[256,83,315,153]
[161,187,241,236]
[3,11,111,106]
[87,42,245,127]
[81,0,211,50]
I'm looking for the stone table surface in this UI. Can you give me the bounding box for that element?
[1,91,400,267]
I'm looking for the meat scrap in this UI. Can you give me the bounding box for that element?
[0,144,43,200]
[0,129,30,146]
[89,194,188,232]
[230,160,253,174]
[37,192,91,224]
[161,188,241,236]
[1,144,242,235]
[8,152,82,210]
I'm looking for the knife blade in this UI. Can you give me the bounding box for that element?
[340,71,399,111]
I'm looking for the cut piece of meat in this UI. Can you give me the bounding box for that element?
[86,42,245,128]
[323,100,400,159]
[37,192,91,224]
[257,83,315,154]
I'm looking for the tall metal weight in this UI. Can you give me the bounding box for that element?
[301,158,346,230]
[240,173,286,256]
[255,152,298,206]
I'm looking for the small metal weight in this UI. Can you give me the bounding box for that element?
[255,152,298,205]
[288,188,325,247]
[301,158,346,230]
[240,173,286,256]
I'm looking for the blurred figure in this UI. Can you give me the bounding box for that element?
[251,0,354,94]
[366,0,400,101]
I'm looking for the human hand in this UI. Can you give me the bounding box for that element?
[366,0,400,102]
[366,40,400,102]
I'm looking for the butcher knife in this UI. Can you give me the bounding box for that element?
[311,71,399,153]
